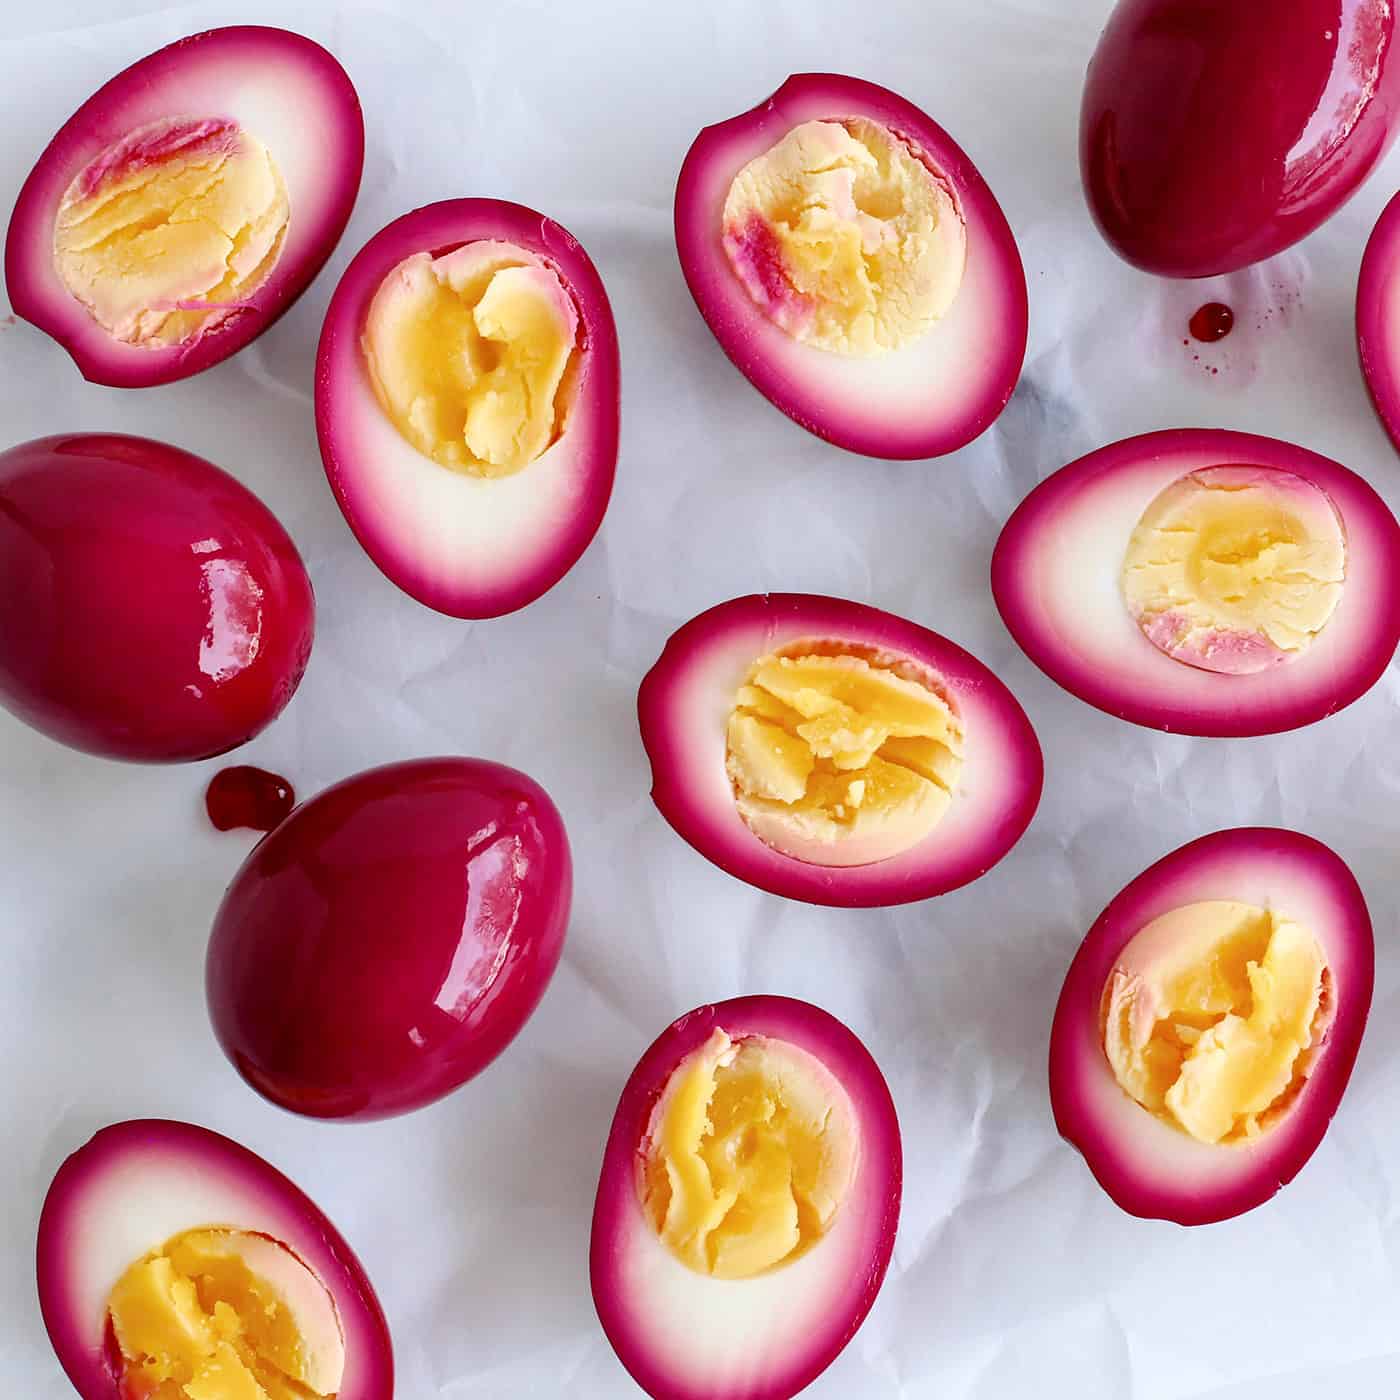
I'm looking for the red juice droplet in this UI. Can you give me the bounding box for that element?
[206,766,296,833]
[1189,302,1234,342]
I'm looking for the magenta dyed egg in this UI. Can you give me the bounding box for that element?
[991,429,1400,737]
[1081,0,1400,277]
[591,996,900,1400]
[638,594,1043,907]
[6,26,363,387]
[1050,829,1373,1225]
[0,433,314,762]
[1357,189,1400,451]
[206,757,571,1121]
[316,199,620,619]
[38,1119,393,1398]
[675,74,1027,459]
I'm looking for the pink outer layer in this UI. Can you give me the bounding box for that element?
[1358,188,1400,454]
[1081,0,1400,278]
[206,757,571,1121]
[674,74,1028,460]
[0,433,314,763]
[315,199,621,619]
[991,430,1400,737]
[1050,828,1374,1226]
[638,594,1043,908]
[4,26,363,388]
[591,996,901,1400]
[37,1119,393,1399]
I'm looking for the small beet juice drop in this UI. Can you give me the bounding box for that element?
[206,766,296,833]
[1189,302,1234,343]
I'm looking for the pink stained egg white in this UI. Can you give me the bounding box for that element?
[991,429,1400,737]
[315,199,620,619]
[37,1119,393,1398]
[1050,828,1373,1225]
[675,74,1027,459]
[638,593,1043,908]
[591,996,900,1400]
[6,26,363,388]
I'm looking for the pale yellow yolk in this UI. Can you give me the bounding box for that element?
[725,647,963,867]
[361,241,579,477]
[1102,901,1332,1145]
[1121,466,1347,676]
[721,117,966,356]
[107,1228,344,1400]
[53,117,289,348]
[641,1028,858,1279]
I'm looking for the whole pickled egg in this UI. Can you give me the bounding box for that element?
[0,433,314,762]
[1081,0,1400,277]
[206,757,571,1121]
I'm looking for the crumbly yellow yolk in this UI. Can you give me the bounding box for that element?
[107,1228,344,1400]
[641,1028,858,1279]
[1103,901,1332,1145]
[721,117,966,356]
[725,647,963,867]
[53,117,289,348]
[1121,466,1347,676]
[361,241,580,477]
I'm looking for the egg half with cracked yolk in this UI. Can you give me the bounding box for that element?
[5,26,363,388]
[37,1119,393,1399]
[316,198,620,619]
[638,593,1042,907]
[591,996,900,1400]
[1050,828,1374,1225]
[991,429,1400,736]
[675,73,1027,459]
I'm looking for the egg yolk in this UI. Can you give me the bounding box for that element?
[1121,465,1347,676]
[361,240,580,477]
[1102,901,1333,1144]
[640,1028,858,1279]
[721,117,966,356]
[106,1228,345,1400]
[724,646,963,867]
[53,117,289,348]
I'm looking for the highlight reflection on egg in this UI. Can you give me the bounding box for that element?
[591,996,900,1400]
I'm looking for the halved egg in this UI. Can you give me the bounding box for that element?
[6,26,363,388]
[1050,828,1373,1225]
[0,433,314,762]
[1082,0,1400,277]
[675,73,1027,459]
[38,1118,392,1398]
[206,757,571,1120]
[591,996,899,1400]
[316,199,620,618]
[638,594,1042,907]
[991,429,1400,736]
[1357,189,1400,453]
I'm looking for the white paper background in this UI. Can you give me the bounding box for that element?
[3,2,1400,1396]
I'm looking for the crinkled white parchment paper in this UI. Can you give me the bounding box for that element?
[4,1,1400,1396]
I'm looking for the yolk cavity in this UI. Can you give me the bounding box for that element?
[1121,466,1347,676]
[53,117,289,348]
[725,646,963,867]
[640,1028,858,1279]
[721,117,966,356]
[1102,900,1333,1145]
[106,1227,345,1400]
[362,240,580,477]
